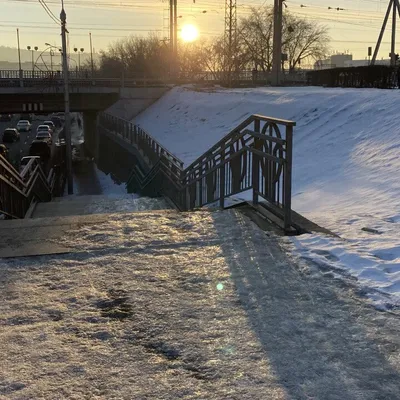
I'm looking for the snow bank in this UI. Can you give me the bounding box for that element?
[133,86,400,308]
[94,167,132,197]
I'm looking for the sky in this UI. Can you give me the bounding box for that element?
[0,0,398,63]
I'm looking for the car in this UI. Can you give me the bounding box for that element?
[2,128,20,143]
[29,140,51,161]
[43,120,56,132]
[36,131,52,144]
[16,120,31,132]
[0,114,12,122]
[37,125,52,135]
[19,156,41,174]
[50,116,63,128]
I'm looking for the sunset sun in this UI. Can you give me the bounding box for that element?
[181,24,199,42]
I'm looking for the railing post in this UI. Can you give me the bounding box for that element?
[219,143,225,209]
[284,125,293,232]
[252,119,261,205]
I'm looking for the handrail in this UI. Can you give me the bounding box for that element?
[98,113,184,169]
[0,154,55,219]
[102,113,296,232]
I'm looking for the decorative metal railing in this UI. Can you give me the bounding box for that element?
[100,113,295,231]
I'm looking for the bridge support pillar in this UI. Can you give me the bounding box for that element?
[83,111,99,161]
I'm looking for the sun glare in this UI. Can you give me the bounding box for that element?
[181,24,199,42]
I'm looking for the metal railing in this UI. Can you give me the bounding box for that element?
[0,69,308,88]
[98,113,184,170]
[100,113,295,231]
[0,155,54,219]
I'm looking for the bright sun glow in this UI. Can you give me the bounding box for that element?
[181,24,199,42]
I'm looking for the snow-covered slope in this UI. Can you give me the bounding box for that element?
[134,86,400,308]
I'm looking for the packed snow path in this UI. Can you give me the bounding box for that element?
[0,210,399,399]
[134,86,400,307]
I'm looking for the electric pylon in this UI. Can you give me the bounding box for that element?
[371,0,400,66]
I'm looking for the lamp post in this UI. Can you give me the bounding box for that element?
[73,47,84,74]
[89,32,94,77]
[49,49,54,72]
[60,1,73,194]
[27,46,38,76]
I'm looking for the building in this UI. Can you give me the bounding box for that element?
[314,53,353,70]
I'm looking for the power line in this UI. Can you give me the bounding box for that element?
[37,0,60,25]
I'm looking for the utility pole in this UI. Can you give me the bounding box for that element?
[224,0,237,85]
[16,28,22,85]
[371,0,400,66]
[169,0,178,77]
[272,0,283,85]
[61,1,73,194]
[89,32,94,77]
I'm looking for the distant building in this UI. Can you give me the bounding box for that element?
[314,53,353,70]
[330,54,353,68]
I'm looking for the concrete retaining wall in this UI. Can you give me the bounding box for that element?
[105,87,171,120]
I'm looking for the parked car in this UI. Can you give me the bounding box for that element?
[2,128,20,143]
[37,124,52,136]
[43,120,56,132]
[16,120,31,132]
[36,131,52,144]
[19,156,41,174]
[29,140,51,162]
[0,114,12,122]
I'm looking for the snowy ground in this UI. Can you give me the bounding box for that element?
[0,209,399,399]
[133,86,400,308]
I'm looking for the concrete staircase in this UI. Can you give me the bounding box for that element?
[32,194,171,218]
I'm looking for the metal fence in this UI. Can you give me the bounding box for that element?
[307,65,399,88]
[0,69,308,88]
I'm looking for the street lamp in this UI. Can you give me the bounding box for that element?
[73,47,84,73]
[27,46,39,75]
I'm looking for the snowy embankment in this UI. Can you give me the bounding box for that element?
[134,86,400,308]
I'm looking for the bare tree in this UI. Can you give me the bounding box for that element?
[283,13,330,72]
[98,34,169,79]
[238,6,330,72]
[238,7,274,72]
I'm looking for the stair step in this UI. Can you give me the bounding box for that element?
[32,196,171,218]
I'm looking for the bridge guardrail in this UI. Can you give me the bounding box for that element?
[0,69,307,88]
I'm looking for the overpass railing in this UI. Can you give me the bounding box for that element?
[0,69,307,88]
[100,113,296,232]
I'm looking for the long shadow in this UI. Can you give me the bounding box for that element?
[211,210,400,400]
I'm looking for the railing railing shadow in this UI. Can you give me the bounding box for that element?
[100,112,296,232]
